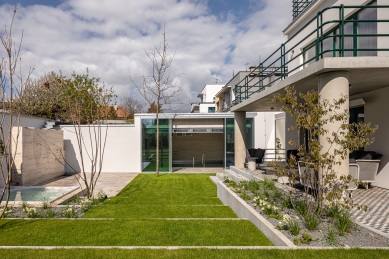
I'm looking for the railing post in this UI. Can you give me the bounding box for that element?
[340,5,344,57]
[320,11,324,59]
[280,44,284,79]
[316,11,321,61]
[259,62,263,90]
[245,77,248,100]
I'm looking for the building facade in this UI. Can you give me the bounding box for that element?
[230,0,389,189]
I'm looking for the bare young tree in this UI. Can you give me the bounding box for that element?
[0,7,33,217]
[131,30,186,176]
[121,96,145,119]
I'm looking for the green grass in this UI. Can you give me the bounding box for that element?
[83,205,237,218]
[0,174,272,247]
[0,219,271,246]
[100,174,224,205]
[84,174,231,218]
[0,248,388,259]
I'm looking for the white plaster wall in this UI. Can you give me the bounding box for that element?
[199,103,216,113]
[254,112,279,150]
[350,87,389,189]
[60,121,142,174]
[204,85,224,102]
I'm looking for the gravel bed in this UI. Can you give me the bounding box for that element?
[226,169,389,248]
[2,205,86,219]
[246,201,389,247]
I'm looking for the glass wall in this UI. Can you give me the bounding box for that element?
[225,118,254,168]
[142,119,170,172]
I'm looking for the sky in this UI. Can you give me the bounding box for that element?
[0,0,292,111]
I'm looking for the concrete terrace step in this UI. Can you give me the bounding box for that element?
[223,167,296,195]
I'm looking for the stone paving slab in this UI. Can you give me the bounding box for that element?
[40,173,138,198]
[351,186,389,237]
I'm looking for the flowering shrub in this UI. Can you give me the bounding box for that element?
[253,196,281,219]
[80,198,93,212]
[63,206,76,218]
[24,207,38,218]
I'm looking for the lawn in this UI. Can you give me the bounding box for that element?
[0,248,388,259]
[0,219,270,246]
[0,174,272,246]
[84,174,229,218]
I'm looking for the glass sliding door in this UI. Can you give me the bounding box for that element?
[142,118,170,172]
[225,118,253,168]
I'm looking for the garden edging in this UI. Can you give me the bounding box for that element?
[210,176,295,247]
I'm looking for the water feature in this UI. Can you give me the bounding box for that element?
[1,186,78,202]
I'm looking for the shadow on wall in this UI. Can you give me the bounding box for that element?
[64,140,81,173]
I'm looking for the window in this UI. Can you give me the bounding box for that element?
[303,1,377,66]
[208,107,215,113]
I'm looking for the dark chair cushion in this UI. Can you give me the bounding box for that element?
[248,148,257,157]
[373,153,383,160]
[254,148,266,164]
[353,151,382,160]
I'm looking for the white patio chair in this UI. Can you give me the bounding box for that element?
[348,163,360,198]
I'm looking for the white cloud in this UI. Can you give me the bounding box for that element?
[0,0,292,111]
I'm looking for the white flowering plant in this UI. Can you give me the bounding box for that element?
[253,196,282,219]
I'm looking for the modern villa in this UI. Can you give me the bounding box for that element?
[230,0,389,189]
[2,0,389,192]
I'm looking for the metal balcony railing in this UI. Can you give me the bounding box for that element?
[293,0,315,20]
[233,4,389,106]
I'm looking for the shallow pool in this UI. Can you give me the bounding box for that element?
[1,186,78,202]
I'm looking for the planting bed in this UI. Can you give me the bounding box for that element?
[219,172,389,247]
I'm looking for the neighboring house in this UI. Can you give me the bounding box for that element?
[191,84,224,113]
[230,0,389,189]
[114,106,127,119]
[215,67,279,112]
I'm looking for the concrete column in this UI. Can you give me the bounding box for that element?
[234,111,246,168]
[318,71,349,176]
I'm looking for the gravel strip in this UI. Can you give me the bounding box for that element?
[226,168,389,248]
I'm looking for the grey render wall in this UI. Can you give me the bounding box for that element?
[351,86,389,189]
[0,114,52,188]
[12,127,64,186]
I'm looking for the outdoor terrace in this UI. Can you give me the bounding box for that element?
[232,4,389,110]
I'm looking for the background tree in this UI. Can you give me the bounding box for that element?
[131,30,186,176]
[0,7,32,218]
[121,96,145,119]
[147,101,162,114]
[37,71,117,198]
[16,71,65,120]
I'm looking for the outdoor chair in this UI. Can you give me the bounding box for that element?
[348,163,360,198]
[245,148,266,168]
[297,161,318,189]
[350,151,382,189]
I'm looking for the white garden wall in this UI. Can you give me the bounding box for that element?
[60,120,142,174]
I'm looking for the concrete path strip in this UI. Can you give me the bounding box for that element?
[0,246,389,250]
[2,218,248,221]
